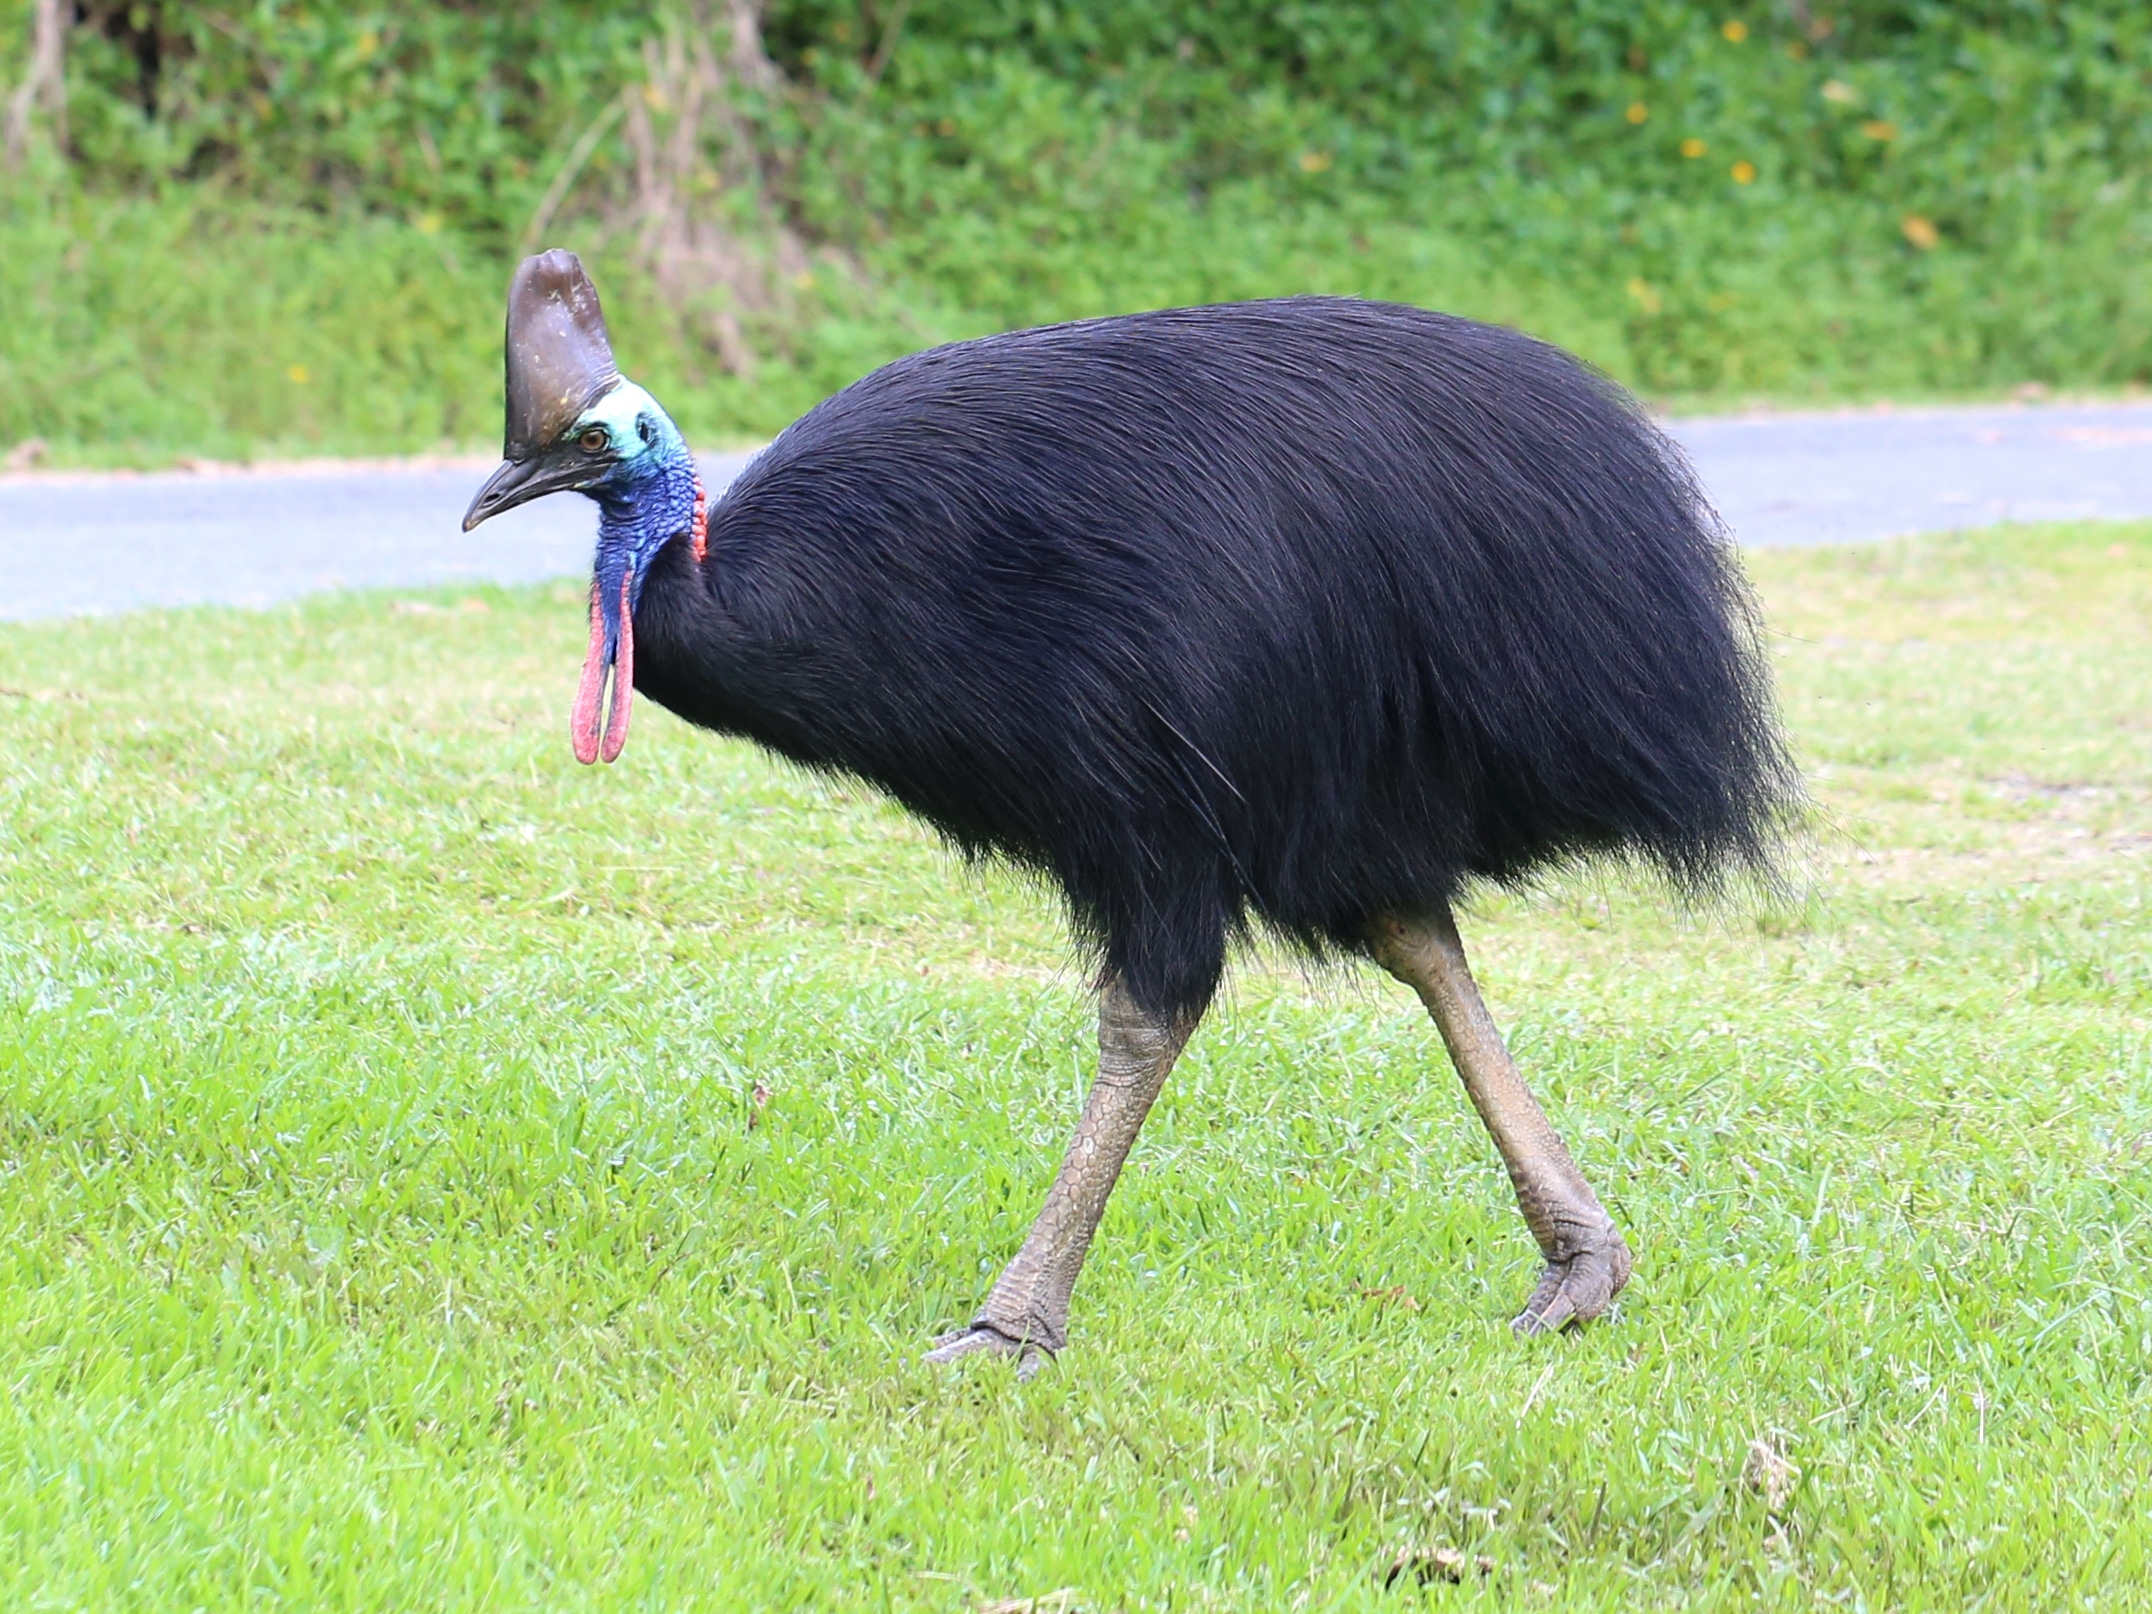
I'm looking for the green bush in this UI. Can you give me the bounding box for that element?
[4,2,2148,461]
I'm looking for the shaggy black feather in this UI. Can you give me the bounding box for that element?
[632,297,1795,1016]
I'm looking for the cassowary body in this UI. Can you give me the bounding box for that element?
[467,252,1792,1369]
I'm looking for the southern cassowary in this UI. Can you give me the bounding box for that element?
[465,251,1792,1372]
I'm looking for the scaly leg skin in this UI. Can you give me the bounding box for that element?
[925,979,1199,1379]
[1370,907,1632,1334]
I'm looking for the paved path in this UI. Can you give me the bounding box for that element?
[1676,402,2152,548]
[0,451,762,621]
[3,404,2149,619]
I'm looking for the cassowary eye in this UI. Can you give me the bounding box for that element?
[578,427,608,453]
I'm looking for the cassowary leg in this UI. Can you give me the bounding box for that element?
[1370,907,1632,1335]
[924,978,1198,1377]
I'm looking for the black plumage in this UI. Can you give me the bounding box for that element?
[632,297,1792,1017]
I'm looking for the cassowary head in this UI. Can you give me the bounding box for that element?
[463,250,698,764]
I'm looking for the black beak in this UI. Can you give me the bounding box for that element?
[463,453,593,531]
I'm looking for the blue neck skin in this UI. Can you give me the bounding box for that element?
[579,381,698,666]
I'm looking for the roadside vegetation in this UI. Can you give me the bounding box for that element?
[4,2,2151,464]
[3,521,2146,1607]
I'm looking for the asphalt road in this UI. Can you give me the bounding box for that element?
[1675,402,2152,547]
[3,403,2150,620]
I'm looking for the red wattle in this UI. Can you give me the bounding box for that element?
[601,575,634,763]
[570,589,607,765]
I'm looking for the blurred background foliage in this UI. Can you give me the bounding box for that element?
[2,0,2148,461]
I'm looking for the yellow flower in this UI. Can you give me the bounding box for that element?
[1681,137,1708,159]
[1820,79,1856,103]
[1626,101,1649,124]
[1298,151,1333,173]
[1861,120,1898,142]
[1722,19,1749,42]
[1731,160,1757,184]
[1901,215,1939,250]
[287,364,310,385]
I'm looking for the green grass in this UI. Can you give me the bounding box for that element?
[13,0,2152,468]
[6,173,2149,470]
[3,522,2149,1609]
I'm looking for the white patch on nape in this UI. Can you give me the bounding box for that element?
[582,378,657,434]
[577,377,673,458]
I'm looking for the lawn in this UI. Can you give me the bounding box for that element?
[2,520,2147,1610]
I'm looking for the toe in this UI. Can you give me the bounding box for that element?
[924,1323,1055,1374]
[1513,1284,1577,1336]
[924,1325,1019,1364]
[1511,1230,1631,1335]
[1512,1265,1571,1334]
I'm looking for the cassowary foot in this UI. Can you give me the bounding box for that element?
[922,981,1197,1386]
[1369,909,1636,1342]
[1512,1222,1632,1336]
[923,1322,1054,1380]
